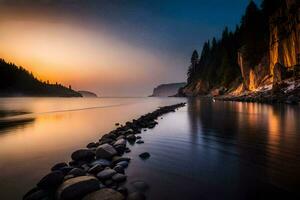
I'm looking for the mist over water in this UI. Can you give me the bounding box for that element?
[0,97,299,199]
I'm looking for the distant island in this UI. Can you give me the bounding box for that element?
[179,0,299,104]
[150,82,186,97]
[0,59,82,97]
[78,90,98,98]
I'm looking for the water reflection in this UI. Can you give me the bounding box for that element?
[187,98,300,196]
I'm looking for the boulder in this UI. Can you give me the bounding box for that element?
[71,149,95,161]
[97,168,117,180]
[56,176,100,200]
[112,173,127,182]
[96,144,117,159]
[37,171,64,189]
[90,159,111,167]
[114,139,126,147]
[51,162,68,171]
[82,188,124,200]
[88,164,104,174]
[67,168,86,177]
[113,165,124,174]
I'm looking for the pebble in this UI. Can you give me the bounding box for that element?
[139,152,150,160]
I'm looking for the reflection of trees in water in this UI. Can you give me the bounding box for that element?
[187,98,300,194]
[0,117,35,133]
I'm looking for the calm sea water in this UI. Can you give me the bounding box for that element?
[0,97,299,199]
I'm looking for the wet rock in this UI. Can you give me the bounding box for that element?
[23,188,51,200]
[37,171,64,189]
[51,162,68,171]
[139,152,150,160]
[136,136,141,139]
[71,149,95,161]
[56,176,100,200]
[82,188,124,200]
[87,142,99,149]
[96,144,117,159]
[112,173,127,182]
[90,159,111,167]
[136,140,144,144]
[124,148,131,153]
[116,135,125,140]
[127,192,146,200]
[59,166,74,175]
[88,164,103,174]
[67,168,86,177]
[126,134,136,141]
[97,168,117,180]
[113,165,125,174]
[114,139,126,147]
[115,161,129,168]
[111,156,131,166]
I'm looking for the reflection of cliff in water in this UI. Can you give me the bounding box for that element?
[187,98,300,195]
[0,109,34,133]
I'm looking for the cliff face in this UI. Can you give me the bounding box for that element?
[150,82,186,97]
[182,0,299,98]
[238,0,299,92]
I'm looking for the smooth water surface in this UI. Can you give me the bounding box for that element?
[0,97,299,199]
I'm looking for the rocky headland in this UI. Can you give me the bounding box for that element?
[178,0,300,104]
[149,82,186,97]
[23,103,186,200]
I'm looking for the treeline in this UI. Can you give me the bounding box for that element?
[0,59,82,97]
[187,0,285,88]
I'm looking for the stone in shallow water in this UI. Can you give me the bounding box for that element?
[88,164,104,174]
[113,165,124,174]
[97,168,117,180]
[51,162,68,171]
[71,149,95,161]
[23,187,51,200]
[67,168,86,177]
[126,134,136,141]
[111,156,131,166]
[90,159,111,167]
[96,144,117,159]
[112,173,127,182]
[114,139,126,146]
[37,171,64,189]
[127,192,146,200]
[56,176,100,200]
[136,140,144,144]
[139,152,150,160]
[82,188,124,200]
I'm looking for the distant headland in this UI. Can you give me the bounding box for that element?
[0,59,82,97]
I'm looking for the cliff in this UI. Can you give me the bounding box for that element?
[0,59,82,97]
[150,82,186,97]
[180,0,300,103]
[78,90,98,97]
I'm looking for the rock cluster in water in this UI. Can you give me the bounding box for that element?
[23,103,186,200]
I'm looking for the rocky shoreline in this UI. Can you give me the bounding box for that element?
[23,103,186,200]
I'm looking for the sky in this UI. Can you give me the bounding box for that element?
[0,0,261,96]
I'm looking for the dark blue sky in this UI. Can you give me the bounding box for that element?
[0,0,263,96]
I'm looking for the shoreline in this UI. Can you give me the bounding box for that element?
[23,103,186,200]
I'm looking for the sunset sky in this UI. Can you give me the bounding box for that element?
[0,0,261,96]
